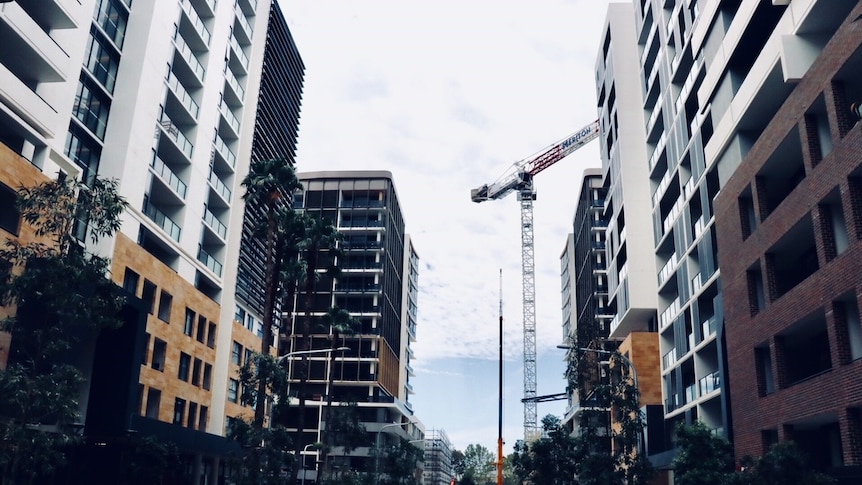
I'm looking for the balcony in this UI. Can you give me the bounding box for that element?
[218,100,240,138]
[180,0,211,46]
[223,66,245,104]
[236,0,258,16]
[197,246,223,277]
[0,64,57,137]
[143,196,181,242]
[150,153,187,199]
[166,70,199,120]
[202,205,227,240]
[0,1,69,84]
[213,134,236,170]
[662,348,677,370]
[158,114,193,160]
[333,283,381,293]
[228,35,249,73]
[698,371,720,396]
[233,5,254,44]
[173,32,205,84]
[208,169,232,204]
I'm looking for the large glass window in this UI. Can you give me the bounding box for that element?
[228,379,239,403]
[64,124,101,185]
[94,0,128,48]
[73,76,111,140]
[85,29,120,93]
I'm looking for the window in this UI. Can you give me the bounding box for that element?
[178,352,191,381]
[245,313,255,332]
[141,280,157,314]
[0,183,20,235]
[191,358,202,386]
[85,30,119,92]
[187,402,197,428]
[95,0,128,48]
[173,398,186,425]
[65,119,102,185]
[196,315,207,342]
[244,348,254,367]
[207,322,217,348]
[203,363,212,390]
[231,341,242,365]
[122,268,139,294]
[145,388,161,419]
[157,291,172,322]
[73,76,111,140]
[234,305,246,324]
[184,308,195,336]
[228,379,239,403]
[198,405,208,430]
[151,339,167,372]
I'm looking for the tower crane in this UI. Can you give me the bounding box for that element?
[471,120,600,441]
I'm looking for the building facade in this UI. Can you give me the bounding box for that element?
[423,428,454,485]
[714,1,862,481]
[0,0,304,481]
[285,170,423,481]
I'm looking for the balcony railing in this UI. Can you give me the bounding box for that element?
[213,135,236,168]
[143,196,181,242]
[219,100,240,134]
[234,5,254,38]
[150,153,188,198]
[208,170,232,203]
[699,371,721,396]
[229,35,249,70]
[158,114,193,159]
[174,32,205,80]
[203,206,227,239]
[224,66,245,101]
[197,246,223,277]
[181,0,211,45]
[167,71,200,118]
[662,348,677,370]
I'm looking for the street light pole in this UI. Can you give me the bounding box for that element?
[375,422,410,485]
[300,442,318,485]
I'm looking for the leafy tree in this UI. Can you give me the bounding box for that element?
[227,351,295,485]
[726,441,836,485]
[511,415,579,484]
[319,402,369,482]
[462,443,495,484]
[672,422,734,485]
[0,176,127,485]
[292,214,341,481]
[376,437,424,485]
[452,448,466,480]
[319,307,359,479]
[240,157,302,427]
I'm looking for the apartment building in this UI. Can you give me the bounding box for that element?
[284,170,424,480]
[713,1,862,481]
[560,168,606,434]
[0,0,304,481]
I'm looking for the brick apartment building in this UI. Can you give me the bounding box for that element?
[714,1,862,480]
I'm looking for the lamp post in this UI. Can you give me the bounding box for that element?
[300,442,319,485]
[375,422,410,484]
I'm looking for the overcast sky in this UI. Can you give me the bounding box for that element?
[280,0,614,454]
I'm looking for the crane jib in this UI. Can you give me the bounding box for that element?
[560,123,598,150]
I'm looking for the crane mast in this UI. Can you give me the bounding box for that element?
[471,120,599,441]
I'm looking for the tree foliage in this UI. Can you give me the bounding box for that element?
[512,415,579,484]
[672,422,735,485]
[376,437,424,485]
[0,176,128,485]
[461,443,495,484]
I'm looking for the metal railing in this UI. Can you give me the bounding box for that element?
[197,246,223,277]
[150,153,188,198]
[167,71,200,118]
[143,196,181,241]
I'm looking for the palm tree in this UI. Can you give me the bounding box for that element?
[291,215,342,482]
[240,158,301,427]
[318,306,358,480]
